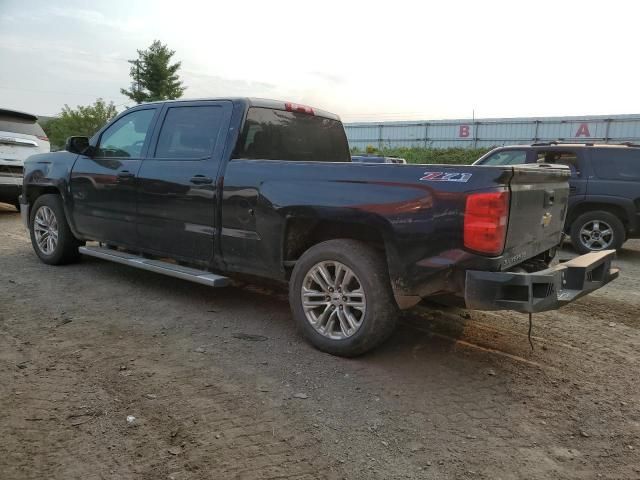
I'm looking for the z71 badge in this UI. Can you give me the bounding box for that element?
[420,172,472,183]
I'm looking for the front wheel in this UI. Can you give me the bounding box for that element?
[289,239,398,357]
[569,210,625,254]
[29,194,81,265]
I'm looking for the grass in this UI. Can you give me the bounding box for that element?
[352,147,492,165]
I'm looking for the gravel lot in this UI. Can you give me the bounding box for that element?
[1,203,639,480]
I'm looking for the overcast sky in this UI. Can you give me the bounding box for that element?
[1,0,639,122]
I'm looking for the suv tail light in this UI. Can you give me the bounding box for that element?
[464,191,510,256]
[36,135,49,142]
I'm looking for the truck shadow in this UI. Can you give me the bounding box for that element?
[77,255,538,377]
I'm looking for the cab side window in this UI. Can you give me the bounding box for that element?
[96,109,156,158]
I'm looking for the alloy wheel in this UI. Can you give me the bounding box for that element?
[33,206,59,255]
[578,220,613,251]
[301,261,366,340]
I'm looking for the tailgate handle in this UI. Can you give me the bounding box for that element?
[544,189,554,207]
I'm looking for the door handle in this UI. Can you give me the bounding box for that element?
[190,175,213,185]
[117,170,135,179]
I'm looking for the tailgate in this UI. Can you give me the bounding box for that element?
[501,164,570,269]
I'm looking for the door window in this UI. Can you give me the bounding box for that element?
[154,106,225,159]
[536,150,580,176]
[481,150,527,165]
[96,109,156,158]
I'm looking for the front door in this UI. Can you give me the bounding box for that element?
[70,107,158,246]
[136,101,232,265]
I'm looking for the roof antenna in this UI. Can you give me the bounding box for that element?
[528,313,534,351]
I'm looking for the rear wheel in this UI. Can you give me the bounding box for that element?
[289,239,397,357]
[570,210,625,254]
[29,194,81,265]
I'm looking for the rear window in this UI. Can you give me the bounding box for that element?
[0,114,45,137]
[233,107,350,162]
[591,149,640,181]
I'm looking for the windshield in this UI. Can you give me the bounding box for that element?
[233,107,350,162]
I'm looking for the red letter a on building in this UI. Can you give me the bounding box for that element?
[575,123,591,137]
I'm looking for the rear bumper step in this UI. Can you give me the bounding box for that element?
[464,250,618,313]
[79,246,230,287]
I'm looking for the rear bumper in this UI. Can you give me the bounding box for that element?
[464,250,618,313]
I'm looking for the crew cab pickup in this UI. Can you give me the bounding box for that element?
[20,98,618,356]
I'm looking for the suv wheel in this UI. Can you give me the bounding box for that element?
[289,239,398,357]
[29,194,81,265]
[569,210,625,254]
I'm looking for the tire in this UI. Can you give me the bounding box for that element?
[569,210,625,254]
[289,239,398,357]
[29,194,81,265]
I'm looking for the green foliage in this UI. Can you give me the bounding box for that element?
[353,146,491,165]
[43,99,118,149]
[121,40,185,104]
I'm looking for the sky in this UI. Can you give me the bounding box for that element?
[1,0,639,122]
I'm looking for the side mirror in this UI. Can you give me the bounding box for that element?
[65,136,91,155]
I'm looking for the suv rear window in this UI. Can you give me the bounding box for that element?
[233,107,350,162]
[591,149,640,181]
[0,114,45,137]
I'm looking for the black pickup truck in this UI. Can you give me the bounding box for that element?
[20,98,618,356]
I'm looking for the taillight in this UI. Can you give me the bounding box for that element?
[285,102,314,115]
[37,135,49,142]
[464,191,510,256]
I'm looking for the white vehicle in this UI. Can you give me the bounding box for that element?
[0,109,50,209]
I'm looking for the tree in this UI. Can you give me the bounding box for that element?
[43,99,118,149]
[121,40,185,104]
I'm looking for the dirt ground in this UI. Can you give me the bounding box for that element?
[1,203,639,480]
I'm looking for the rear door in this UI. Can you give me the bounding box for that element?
[136,100,232,264]
[587,147,640,201]
[70,107,159,246]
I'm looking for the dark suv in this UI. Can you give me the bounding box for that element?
[474,142,640,253]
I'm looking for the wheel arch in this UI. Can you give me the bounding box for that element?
[25,184,63,205]
[567,201,630,232]
[281,216,416,308]
[283,217,388,268]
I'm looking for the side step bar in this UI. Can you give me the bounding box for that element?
[78,246,230,287]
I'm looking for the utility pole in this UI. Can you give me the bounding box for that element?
[135,59,141,103]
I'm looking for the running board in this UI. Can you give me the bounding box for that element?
[78,246,230,287]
